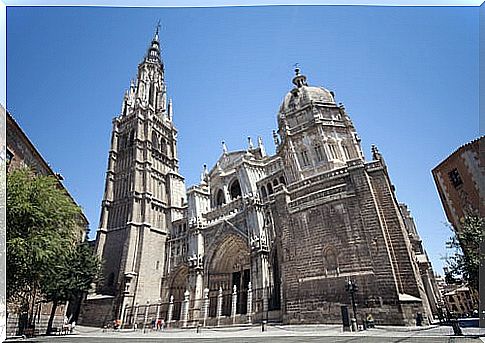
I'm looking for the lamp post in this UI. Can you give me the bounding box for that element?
[345,279,358,331]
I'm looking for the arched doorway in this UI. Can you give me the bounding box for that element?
[167,266,188,320]
[207,234,251,316]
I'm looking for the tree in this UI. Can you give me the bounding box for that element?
[43,242,100,334]
[7,168,82,329]
[445,214,484,292]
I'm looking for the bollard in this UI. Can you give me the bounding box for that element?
[351,318,357,332]
[451,319,463,336]
[261,320,266,332]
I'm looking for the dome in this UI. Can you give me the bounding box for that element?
[278,69,335,115]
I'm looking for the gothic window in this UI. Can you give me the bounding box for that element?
[128,130,135,146]
[273,179,279,187]
[328,143,341,160]
[279,176,286,185]
[215,189,226,207]
[300,149,310,166]
[156,261,160,270]
[149,83,155,106]
[261,186,267,199]
[342,144,351,160]
[229,179,242,200]
[152,131,159,150]
[448,169,463,188]
[267,183,274,195]
[161,138,167,155]
[314,144,326,162]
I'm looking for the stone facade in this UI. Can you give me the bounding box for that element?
[84,33,438,327]
[90,29,186,323]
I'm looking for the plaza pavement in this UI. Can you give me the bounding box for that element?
[11,323,485,343]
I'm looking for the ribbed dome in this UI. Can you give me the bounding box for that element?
[279,85,335,114]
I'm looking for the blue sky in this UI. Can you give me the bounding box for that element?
[6,5,479,274]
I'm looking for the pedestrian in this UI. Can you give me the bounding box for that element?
[161,319,165,331]
[151,318,156,330]
[156,319,162,330]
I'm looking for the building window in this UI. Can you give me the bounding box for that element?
[6,149,13,166]
[156,261,160,270]
[314,144,326,162]
[448,169,463,188]
[342,145,351,160]
[267,183,274,195]
[261,186,267,198]
[152,131,159,151]
[300,149,310,166]
[215,189,226,207]
[229,179,242,200]
[328,143,341,160]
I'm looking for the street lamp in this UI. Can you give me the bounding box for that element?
[345,279,358,331]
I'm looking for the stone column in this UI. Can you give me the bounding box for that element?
[143,300,150,332]
[231,285,238,324]
[182,290,190,327]
[247,282,253,324]
[167,295,174,326]
[133,303,139,330]
[156,298,161,324]
[217,287,223,327]
[120,304,129,329]
[262,286,268,322]
[203,288,209,327]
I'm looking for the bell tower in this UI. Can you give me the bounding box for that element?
[276,67,364,183]
[95,27,186,318]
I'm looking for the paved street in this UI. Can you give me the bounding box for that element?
[14,324,485,343]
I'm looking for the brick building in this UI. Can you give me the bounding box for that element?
[432,137,484,233]
[6,108,89,335]
[83,31,438,327]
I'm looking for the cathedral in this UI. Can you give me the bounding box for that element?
[80,30,441,327]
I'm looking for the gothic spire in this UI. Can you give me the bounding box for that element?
[146,22,162,63]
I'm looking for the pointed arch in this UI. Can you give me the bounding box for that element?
[229,179,242,200]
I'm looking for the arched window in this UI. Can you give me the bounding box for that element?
[161,138,167,155]
[267,183,274,195]
[149,83,155,106]
[279,176,286,185]
[342,144,351,160]
[152,131,159,150]
[261,186,267,198]
[314,143,327,162]
[215,189,226,207]
[229,179,242,200]
[300,149,310,166]
[273,179,279,187]
[128,130,135,146]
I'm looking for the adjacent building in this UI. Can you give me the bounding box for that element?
[432,137,484,233]
[82,31,439,327]
[6,109,89,334]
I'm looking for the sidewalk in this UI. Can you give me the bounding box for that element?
[70,323,485,339]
